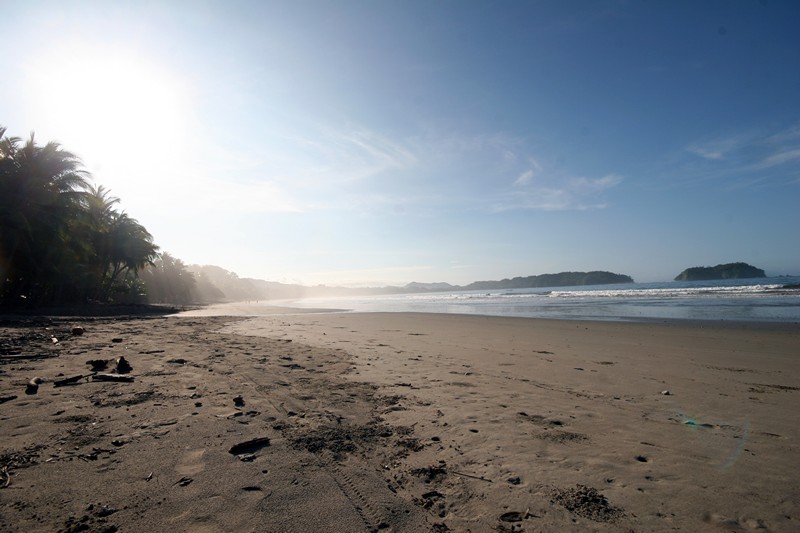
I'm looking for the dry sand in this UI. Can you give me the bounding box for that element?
[1,309,798,532]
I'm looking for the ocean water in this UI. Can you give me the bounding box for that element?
[274,277,800,323]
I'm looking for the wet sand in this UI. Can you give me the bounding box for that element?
[1,310,798,532]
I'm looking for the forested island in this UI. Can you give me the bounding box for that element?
[459,271,633,291]
[674,262,766,281]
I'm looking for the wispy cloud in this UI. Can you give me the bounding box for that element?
[155,122,423,216]
[325,125,418,178]
[513,157,542,186]
[410,134,623,212]
[492,142,623,211]
[674,124,800,188]
[514,169,534,186]
[495,173,623,211]
[686,135,749,160]
[688,146,725,160]
[168,124,626,218]
[569,174,623,192]
[755,148,800,169]
[265,124,418,187]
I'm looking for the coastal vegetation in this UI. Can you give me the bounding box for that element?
[0,126,243,308]
[674,262,766,281]
[0,127,158,307]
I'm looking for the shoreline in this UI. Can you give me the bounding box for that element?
[1,311,798,531]
[6,303,799,333]
[6,295,796,329]
[177,300,800,330]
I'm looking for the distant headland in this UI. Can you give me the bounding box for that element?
[248,270,635,301]
[674,262,766,281]
[178,268,635,304]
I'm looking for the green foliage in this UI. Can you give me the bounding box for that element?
[187,264,265,302]
[139,253,197,305]
[0,126,159,306]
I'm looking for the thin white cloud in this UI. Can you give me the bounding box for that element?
[513,157,543,186]
[569,174,623,192]
[495,143,623,211]
[686,135,750,161]
[688,146,724,160]
[263,124,419,188]
[150,122,424,218]
[762,124,800,145]
[686,125,800,176]
[334,126,418,172]
[756,148,800,169]
[502,149,517,163]
[665,125,800,189]
[495,173,623,212]
[514,169,534,186]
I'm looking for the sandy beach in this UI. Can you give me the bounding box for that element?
[1,309,798,532]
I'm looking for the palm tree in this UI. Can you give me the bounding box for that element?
[0,129,90,303]
[0,127,24,298]
[1,126,161,306]
[140,252,196,304]
[101,212,159,301]
[75,184,121,299]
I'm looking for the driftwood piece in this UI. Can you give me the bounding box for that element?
[228,437,271,455]
[53,374,91,387]
[453,471,493,483]
[92,373,135,383]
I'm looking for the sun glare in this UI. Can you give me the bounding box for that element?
[25,45,189,178]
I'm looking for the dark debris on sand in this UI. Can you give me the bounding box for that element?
[411,463,448,484]
[289,421,394,459]
[551,484,623,522]
[0,444,45,472]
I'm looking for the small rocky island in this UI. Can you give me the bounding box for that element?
[674,262,766,281]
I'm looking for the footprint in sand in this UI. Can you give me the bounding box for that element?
[175,448,206,476]
[703,512,770,531]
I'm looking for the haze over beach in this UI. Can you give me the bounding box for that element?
[2,0,799,287]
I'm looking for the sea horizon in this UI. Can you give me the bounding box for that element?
[266,276,800,323]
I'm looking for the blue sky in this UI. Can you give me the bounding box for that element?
[2,0,799,285]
